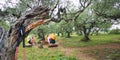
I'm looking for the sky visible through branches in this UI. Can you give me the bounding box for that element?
[0,0,120,29]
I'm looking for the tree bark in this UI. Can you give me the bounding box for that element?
[38,28,45,41]
[66,32,71,38]
[81,26,90,42]
[61,33,64,37]
[0,6,50,60]
[82,33,90,41]
[57,33,60,36]
[25,19,51,32]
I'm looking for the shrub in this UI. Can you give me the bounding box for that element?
[109,29,120,34]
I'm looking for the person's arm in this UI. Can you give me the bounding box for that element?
[48,37,50,44]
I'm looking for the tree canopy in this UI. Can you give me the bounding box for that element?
[0,0,120,60]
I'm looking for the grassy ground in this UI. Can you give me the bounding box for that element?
[83,48,120,60]
[58,34,120,47]
[18,46,76,60]
[17,34,120,60]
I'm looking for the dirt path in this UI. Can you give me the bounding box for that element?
[76,43,120,60]
[46,40,120,60]
[59,46,97,60]
[58,43,120,60]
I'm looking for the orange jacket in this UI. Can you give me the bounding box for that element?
[49,34,56,40]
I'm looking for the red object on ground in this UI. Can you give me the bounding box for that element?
[15,47,18,60]
[15,47,26,60]
[23,48,26,60]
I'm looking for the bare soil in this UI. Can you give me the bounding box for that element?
[47,40,120,60]
[59,43,120,60]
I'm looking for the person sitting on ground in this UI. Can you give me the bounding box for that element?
[27,35,36,46]
[48,34,56,45]
[25,35,32,47]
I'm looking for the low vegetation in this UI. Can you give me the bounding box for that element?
[17,34,120,60]
[18,46,76,60]
[83,49,120,60]
[58,34,120,48]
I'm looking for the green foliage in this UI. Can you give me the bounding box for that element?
[39,25,49,34]
[48,22,58,33]
[29,27,39,35]
[6,8,18,15]
[61,21,73,33]
[38,22,57,34]
[41,0,57,7]
[109,29,120,34]
[58,20,66,33]
[92,0,120,18]
[37,20,74,37]
[0,20,9,31]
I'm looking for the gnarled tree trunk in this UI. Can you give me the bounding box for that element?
[81,26,90,42]
[0,6,50,60]
[0,27,8,60]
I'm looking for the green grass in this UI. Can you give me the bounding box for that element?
[17,34,120,60]
[57,34,120,47]
[18,46,76,60]
[83,49,120,60]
